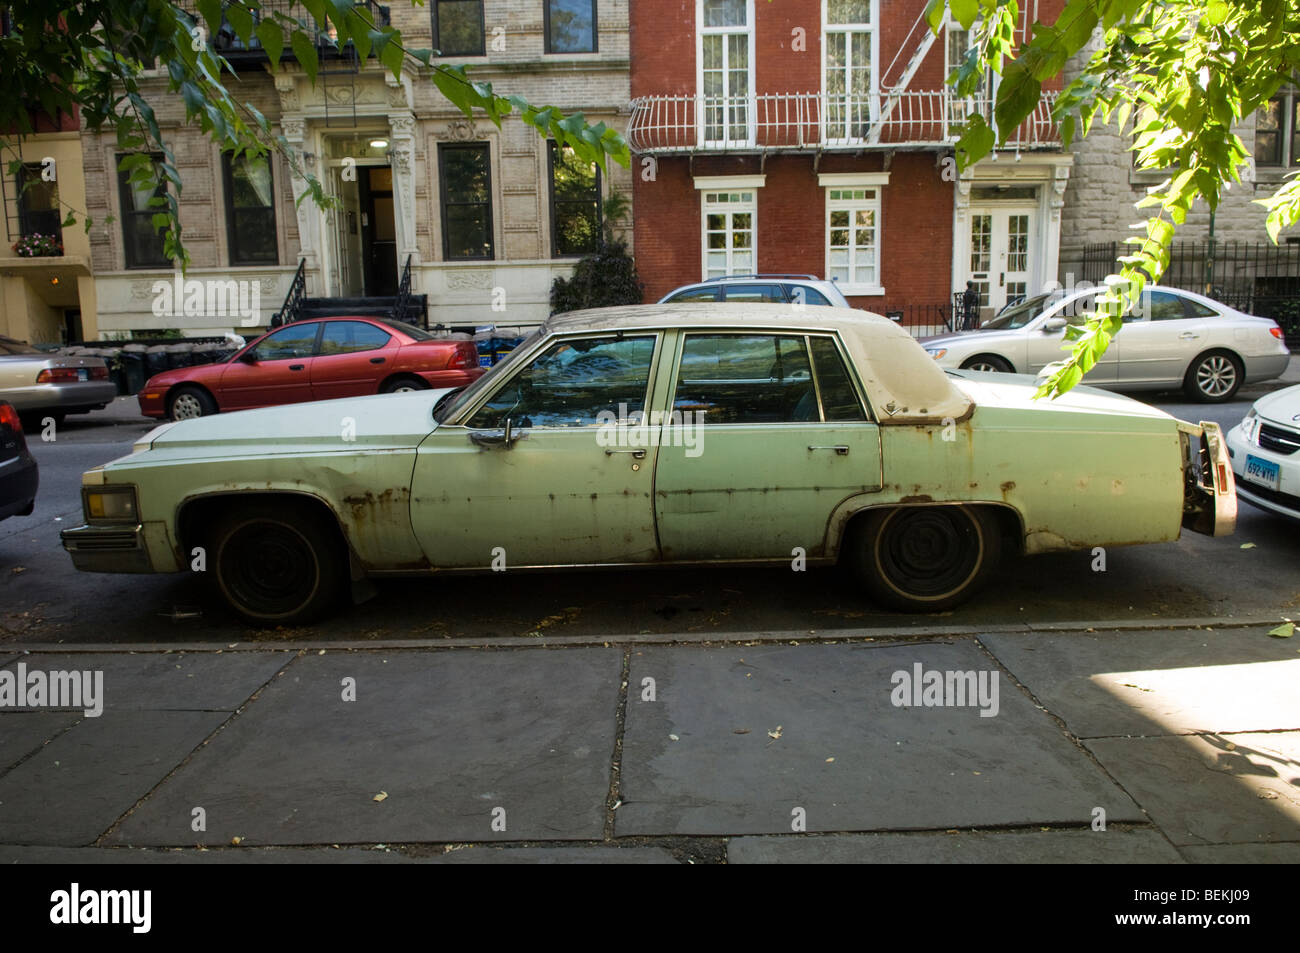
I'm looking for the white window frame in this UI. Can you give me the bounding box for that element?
[819,172,887,295]
[697,0,756,148]
[696,174,764,279]
[821,0,879,146]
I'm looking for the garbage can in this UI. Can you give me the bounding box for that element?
[143,345,170,379]
[164,342,195,369]
[120,346,148,395]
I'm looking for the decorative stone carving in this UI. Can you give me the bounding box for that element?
[445,269,494,290]
[389,113,416,135]
[390,146,412,174]
[442,120,479,141]
[281,118,306,141]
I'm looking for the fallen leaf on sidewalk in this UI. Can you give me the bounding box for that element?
[373,791,388,802]
[669,734,680,741]
[1241,542,1256,549]
[10,567,24,575]
[1121,682,1154,692]
[825,757,835,763]
[733,728,750,734]
[1268,622,1295,638]
[767,725,783,740]
[230,836,243,846]
[1259,790,1279,800]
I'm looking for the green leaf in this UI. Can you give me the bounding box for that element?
[924,0,948,34]
[994,60,1042,143]
[225,3,254,44]
[950,0,980,29]
[196,0,223,38]
[257,19,285,65]
[291,29,319,80]
[1267,622,1294,638]
[1204,0,1230,25]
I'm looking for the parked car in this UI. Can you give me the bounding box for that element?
[1226,383,1300,520]
[660,275,851,308]
[0,335,117,429]
[137,317,484,420]
[63,303,1234,626]
[0,400,38,521]
[921,286,1291,402]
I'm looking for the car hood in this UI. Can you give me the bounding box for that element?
[1251,383,1300,425]
[920,327,1029,349]
[122,390,454,462]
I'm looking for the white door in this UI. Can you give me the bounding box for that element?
[967,206,1036,315]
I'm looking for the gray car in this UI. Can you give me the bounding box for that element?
[0,335,117,429]
[921,286,1292,402]
[659,275,852,308]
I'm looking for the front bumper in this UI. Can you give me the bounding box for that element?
[1226,421,1300,520]
[61,523,154,572]
[1178,420,1236,536]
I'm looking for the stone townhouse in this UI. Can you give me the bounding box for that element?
[77,0,632,338]
[627,0,1073,328]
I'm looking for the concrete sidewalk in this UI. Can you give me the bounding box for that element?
[1,622,1297,863]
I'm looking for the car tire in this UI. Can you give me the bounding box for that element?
[847,505,1001,612]
[209,500,348,627]
[1183,350,1243,403]
[169,385,217,420]
[959,355,1014,373]
[381,375,430,394]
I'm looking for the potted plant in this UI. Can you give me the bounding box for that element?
[12,233,63,257]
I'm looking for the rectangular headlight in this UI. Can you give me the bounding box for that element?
[84,485,139,523]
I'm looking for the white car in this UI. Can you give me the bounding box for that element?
[659,275,851,308]
[922,286,1291,402]
[1226,384,1300,520]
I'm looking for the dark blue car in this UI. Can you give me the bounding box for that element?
[0,400,38,521]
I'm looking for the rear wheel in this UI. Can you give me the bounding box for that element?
[169,385,217,420]
[208,501,348,627]
[381,375,430,394]
[960,354,1013,373]
[1183,350,1242,402]
[847,505,1001,612]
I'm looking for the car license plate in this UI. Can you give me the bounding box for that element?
[77,368,89,381]
[1243,454,1281,492]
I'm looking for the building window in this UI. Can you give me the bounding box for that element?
[223,152,277,265]
[16,163,62,241]
[699,0,752,146]
[1256,90,1300,167]
[824,0,874,142]
[439,143,493,260]
[549,142,602,257]
[826,187,881,291]
[702,190,755,278]
[434,0,485,56]
[116,153,170,269]
[546,0,597,53]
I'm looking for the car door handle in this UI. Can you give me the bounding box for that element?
[809,445,850,455]
[370,357,386,364]
[289,364,305,371]
[1179,332,1199,339]
[605,449,646,459]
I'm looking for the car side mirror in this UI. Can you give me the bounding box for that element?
[238,351,258,364]
[1042,317,1067,332]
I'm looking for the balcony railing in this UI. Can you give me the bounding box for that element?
[182,1,390,56]
[627,90,1061,154]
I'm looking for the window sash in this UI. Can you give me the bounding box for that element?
[826,192,880,289]
[549,142,602,257]
[116,153,170,269]
[223,153,277,265]
[702,191,756,278]
[546,0,598,53]
[434,0,486,56]
[439,143,494,261]
[16,164,61,240]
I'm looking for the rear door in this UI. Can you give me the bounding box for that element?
[311,320,395,400]
[218,323,321,410]
[1115,291,1211,385]
[654,331,882,560]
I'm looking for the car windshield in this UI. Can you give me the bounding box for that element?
[979,292,1062,330]
[0,336,41,355]
[433,328,543,423]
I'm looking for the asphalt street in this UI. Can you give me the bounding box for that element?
[1,378,1296,645]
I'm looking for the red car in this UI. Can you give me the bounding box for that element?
[138,317,483,420]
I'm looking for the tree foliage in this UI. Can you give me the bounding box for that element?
[926,0,1299,398]
[0,0,630,268]
[550,239,644,314]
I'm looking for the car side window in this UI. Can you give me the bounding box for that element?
[466,335,657,429]
[789,285,832,307]
[1185,298,1219,318]
[1147,291,1190,321]
[1058,294,1096,325]
[810,337,867,421]
[673,334,816,424]
[318,321,391,356]
[722,284,785,303]
[665,287,720,302]
[251,324,319,361]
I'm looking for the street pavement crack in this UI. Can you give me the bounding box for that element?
[603,646,631,841]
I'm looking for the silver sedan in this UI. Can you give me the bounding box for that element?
[921,286,1292,402]
[0,336,117,428]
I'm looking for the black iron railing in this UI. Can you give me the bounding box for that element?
[190,1,391,57]
[272,258,307,327]
[392,253,412,323]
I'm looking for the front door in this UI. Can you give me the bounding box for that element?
[410,333,663,568]
[219,322,321,410]
[361,166,397,297]
[967,206,1036,315]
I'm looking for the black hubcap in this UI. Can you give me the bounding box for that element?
[220,521,318,617]
[877,509,982,599]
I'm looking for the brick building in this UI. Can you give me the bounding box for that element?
[628,0,1072,328]
[76,0,632,338]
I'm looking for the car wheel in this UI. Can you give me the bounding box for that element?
[169,385,217,420]
[1183,350,1243,403]
[209,501,347,627]
[960,355,1013,373]
[848,505,1001,612]
[381,376,430,394]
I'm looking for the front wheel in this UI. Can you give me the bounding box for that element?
[960,355,1013,373]
[169,385,217,420]
[209,501,348,627]
[1183,350,1243,403]
[847,505,1001,612]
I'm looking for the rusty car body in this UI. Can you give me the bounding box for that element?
[62,304,1235,625]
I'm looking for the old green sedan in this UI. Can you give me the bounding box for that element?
[62,304,1235,626]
